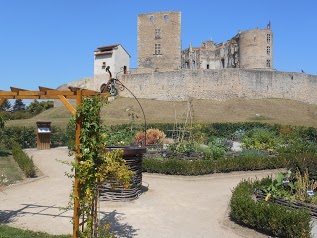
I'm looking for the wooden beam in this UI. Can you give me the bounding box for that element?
[10,87,27,92]
[57,95,76,116]
[18,91,45,96]
[46,90,75,96]
[81,89,99,96]
[15,96,41,99]
[0,91,17,96]
[73,89,82,238]
[0,98,5,107]
[39,86,55,92]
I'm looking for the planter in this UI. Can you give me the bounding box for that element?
[99,146,146,201]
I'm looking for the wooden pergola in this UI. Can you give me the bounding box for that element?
[0,86,109,238]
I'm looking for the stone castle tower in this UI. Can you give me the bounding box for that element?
[137,12,181,71]
[239,28,273,69]
[182,24,273,70]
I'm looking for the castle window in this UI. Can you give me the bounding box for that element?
[266,59,271,67]
[207,64,209,69]
[267,34,271,43]
[267,46,271,55]
[154,44,161,55]
[150,16,154,22]
[164,15,168,21]
[221,59,225,68]
[155,29,161,39]
[102,62,106,69]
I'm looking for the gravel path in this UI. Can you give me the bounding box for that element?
[0,147,280,237]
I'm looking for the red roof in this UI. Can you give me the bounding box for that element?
[94,50,113,55]
[96,44,120,52]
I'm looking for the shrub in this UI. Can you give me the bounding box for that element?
[143,155,286,175]
[241,128,283,152]
[11,142,36,177]
[133,128,166,146]
[0,126,36,149]
[230,180,311,238]
[287,152,317,181]
[50,126,68,148]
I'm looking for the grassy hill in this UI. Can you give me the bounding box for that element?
[6,97,317,128]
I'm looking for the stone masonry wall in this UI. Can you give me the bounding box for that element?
[119,69,317,104]
[138,12,181,70]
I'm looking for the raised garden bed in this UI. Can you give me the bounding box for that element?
[256,190,317,218]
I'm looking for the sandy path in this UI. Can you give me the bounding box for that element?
[0,147,279,237]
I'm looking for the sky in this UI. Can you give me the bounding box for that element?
[0,0,316,91]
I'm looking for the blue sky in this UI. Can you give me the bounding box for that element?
[0,0,316,91]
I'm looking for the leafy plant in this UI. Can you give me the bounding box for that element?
[241,128,283,153]
[66,96,134,237]
[295,169,317,202]
[133,128,166,146]
[261,173,296,200]
[207,137,228,159]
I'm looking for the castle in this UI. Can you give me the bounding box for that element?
[56,11,317,106]
[137,12,273,71]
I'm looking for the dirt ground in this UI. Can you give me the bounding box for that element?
[0,147,282,237]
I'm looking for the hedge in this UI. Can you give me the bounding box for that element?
[0,126,67,149]
[143,154,287,175]
[230,180,311,238]
[11,142,36,177]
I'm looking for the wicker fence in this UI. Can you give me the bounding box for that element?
[99,146,146,201]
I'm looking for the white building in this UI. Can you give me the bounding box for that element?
[93,44,130,91]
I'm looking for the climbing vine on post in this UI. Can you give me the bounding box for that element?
[69,96,134,238]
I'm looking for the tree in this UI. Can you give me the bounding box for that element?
[0,99,11,112]
[13,99,25,111]
[26,100,54,115]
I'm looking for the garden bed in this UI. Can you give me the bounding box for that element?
[256,190,317,218]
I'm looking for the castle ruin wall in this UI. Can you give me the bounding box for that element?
[119,69,317,104]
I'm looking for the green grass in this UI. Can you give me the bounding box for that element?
[0,225,71,238]
[0,151,23,186]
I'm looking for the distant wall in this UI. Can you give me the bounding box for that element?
[119,69,317,104]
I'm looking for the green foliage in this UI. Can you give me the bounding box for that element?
[143,155,286,175]
[67,96,134,237]
[241,128,283,152]
[207,137,228,159]
[50,126,68,148]
[26,100,54,115]
[0,110,33,120]
[0,225,71,238]
[168,141,195,154]
[11,142,36,177]
[287,152,317,181]
[0,116,5,128]
[230,180,311,238]
[13,99,26,111]
[0,99,11,111]
[0,126,36,149]
[261,173,296,200]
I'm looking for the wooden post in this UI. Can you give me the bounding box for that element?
[0,98,5,107]
[73,90,82,238]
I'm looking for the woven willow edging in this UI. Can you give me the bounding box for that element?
[256,190,317,218]
[99,147,145,201]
